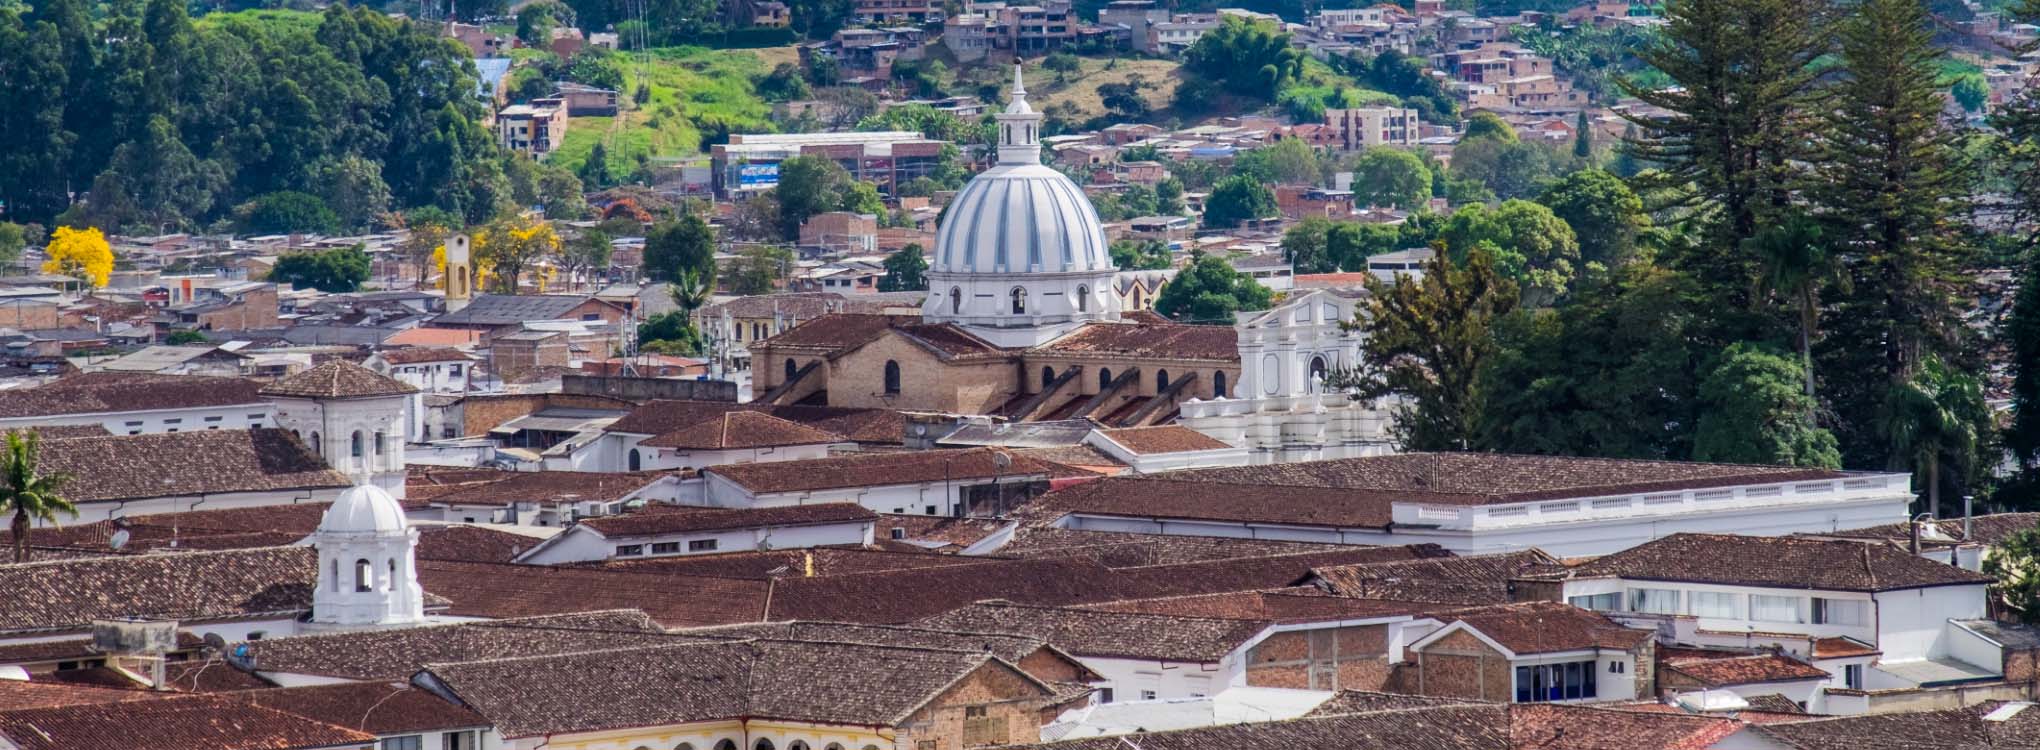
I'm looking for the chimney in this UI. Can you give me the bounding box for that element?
[1910,517,1921,555]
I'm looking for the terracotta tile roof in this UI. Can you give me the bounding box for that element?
[423,471,665,507]
[1507,703,1742,750]
[1812,636,1880,659]
[605,399,908,444]
[0,632,201,667]
[761,558,1131,623]
[914,601,1269,661]
[584,546,993,579]
[680,620,1067,666]
[1741,694,1808,714]
[995,528,1356,568]
[756,314,1010,361]
[1012,704,1511,750]
[1307,550,1566,605]
[246,682,490,734]
[1422,601,1653,655]
[637,411,846,449]
[425,640,1048,738]
[707,447,1068,494]
[1096,425,1233,454]
[1026,475,1398,529]
[376,347,476,365]
[415,560,770,627]
[1662,653,1831,687]
[1030,321,1239,362]
[577,503,877,537]
[0,694,377,750]
[0,679,168,709]
[1567,533,1993,592]
[1105,546,1453,599]
[874,514,1010,550]
[417,525,542,562]
[704,291,922,319]
[157,659,279,693]
[1085,588,1430,623]
[38,428,348,504]
[382,327,485,348]
[0,372,264,418]
[1753,701,2040,749]
[1159,452,1852,507]
[1011,445,1126,472]
[0,546,318,637]
[260,360,417,398]
[1820,512,2040,548]
[236,610,680,680]
[1302,690,1481,717]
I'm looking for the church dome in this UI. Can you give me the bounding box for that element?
[933,163,1111,274]
[319,483,408,536]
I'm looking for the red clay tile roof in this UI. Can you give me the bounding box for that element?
[576,503,877,537]
[1030,321,1240,362]
[235,610,680,680]
[0,546,319,637]
[1013,704,1511,750]
[1164,452,1852,507]
[1028,475,1398,529]
[417,525,540,563]
[1084,588,1431,623]
[706,447,1067,494]
[681,620,1075,669]
[38,428,348,504]
[1812,637,1880,659]
[0,372,265,418]
[756,314,1011,362]
[0,694,377,750]
[0,679,168,709]
[1508,703,1743,750]
[1307,550,1565,605]
[1753,701,2040,749]
[415,560,770,627]
[246,682,491,734]
[424,471,666,507]
[605,399,908,444]
[638,411,846,449]
[375,347,476,365]
[916,601,1269,661]
[260,359,416,398]
[994,527,1354,567]
[1096,425,1233,454]
[1106,546,1451,599]
[1421,601,1653,655]
[1568,533,1993,592]
[1820,512,2040,548]
[1663,653,1831,687]
[583,546,992,579]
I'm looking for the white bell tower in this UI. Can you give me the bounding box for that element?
[308,482,426,630]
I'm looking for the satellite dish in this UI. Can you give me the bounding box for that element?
[202,632,228,654]
[992,452,1012,470]
[0,666,28,682]
[108,529,131,551]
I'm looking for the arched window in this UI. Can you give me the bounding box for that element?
[950,286,963,314]
[329,559,340,592]
[883,360,902,395]
[1010,287,1027,314]
[353,558,373,593]
[1156,369,1170,390]
[373,431,386,456]
[785,358,799,381]
[309,432,321,452]
[1098,368,1114,389]
[628,449,641,472]
[456,267,469,294]
[1042,366,1055,387]
[1214,371,1228,398]
[825,744,844,750]
[1076,285,1090,312]
[754,740,776,750]
[350,431,364,458]
[714,741,738,750]
[676,744,698,750]
[387,559,396,591]
[788,742,811,750]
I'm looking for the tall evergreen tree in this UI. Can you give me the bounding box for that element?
[0,14,73,220]
[1814,0,1975,466]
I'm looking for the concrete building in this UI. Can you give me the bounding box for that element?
[262,360,418,498]
[712,132,946,198]
[1324,107,1421,150]
[496,101,568,158]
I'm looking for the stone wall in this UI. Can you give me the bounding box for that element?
[1244,624,1394,692]
[562,374,737,403]
[898,664,1049,750]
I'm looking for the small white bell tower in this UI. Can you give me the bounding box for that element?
[308,482,426,630]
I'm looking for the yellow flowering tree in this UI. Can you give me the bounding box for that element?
[473,216,560,294]
[41,227,113,290]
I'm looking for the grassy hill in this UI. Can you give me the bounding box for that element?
[548,46,783,177]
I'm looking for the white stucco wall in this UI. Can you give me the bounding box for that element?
[0,403,276,436]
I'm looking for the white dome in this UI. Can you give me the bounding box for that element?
[933,163,1111,274]
[319,483,409,535]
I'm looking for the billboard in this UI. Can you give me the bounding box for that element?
[738,162,781,188]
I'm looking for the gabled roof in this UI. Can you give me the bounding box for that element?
[1094,425,1234,454]
[422,470,666,507]
[758,313,1010,362]
[245,683,489,734]
[706,447,1068,495]
[1307,550,1565,605]
[375,347,477,365]
[0,694,377,750]
[1661,652,1831,687]
[572,503,877,538]
[1413,601,1653,656]
[0,547,318,637]
[638,411,847,450]
[605,399,907,444]
[1753,701,2040,749]
[37,428,349,504]
[236,610,680,680]
[0,372,265,418]
[430,293,611,326]
[1028,321,1239,362]
[914,600,1270,662]
[259,360,417,399]
[1566,533,1992,593]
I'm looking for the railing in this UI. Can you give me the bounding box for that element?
[1403,474,1910,530]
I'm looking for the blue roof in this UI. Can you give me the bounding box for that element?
[475,57,513,96]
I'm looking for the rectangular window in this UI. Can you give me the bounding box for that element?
[381,737,423,750]
[1813,598,1868,626]
[443,732,478,750]
[1567,593,1619,612]
[1844,664,1864,690]
[615,544,644,556]
[1630,588,1680,615]
[1099,688,1114,703]
[1139,690,1157,700]
[1750,594,1805,623]
[1514,660,1598,703]
[450,365,463,376]
[163,418,182,424]
[1687,591,1744,619]
[203,415,223,422]
[688,539,718,552]
[124,421,143,427]
[651,542,680,554]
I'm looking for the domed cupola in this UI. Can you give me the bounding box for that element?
[922,65,1121,348]
[307,482,426,629]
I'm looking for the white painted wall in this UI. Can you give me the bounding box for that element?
[0,403,276,436]
[66,488,345,526]
[1079,654,1245,703]
[269,394,411,498]
[702,472,1045,517]
[1873,586,1990,662]
[518,520,875,564]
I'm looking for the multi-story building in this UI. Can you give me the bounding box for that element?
[1149,15,1217,53]
[941,12,1001,60]
[1325,106,1421,150]
[855,0,943,24]
[711,132,947,198]
[1005,0,1075,51]
[495,100,568,159]
[1098,0,1168,49]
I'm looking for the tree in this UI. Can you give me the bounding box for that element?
[1181,16,1303,103]
[537,166,590,220]
[1043,51,1082,83]
[669,268,713,313]
[1882,356,1988,517]
[0,223,24,270]
[559,225,613,291]
[1359,249,1519,451]
[1450,137,1561,200]
[1572,109,1593,160]
[1202,175,1276,229]
[1692,343,1841,467]
[313,157,393,231]
[517,1,572,45]
[644,212,716,283]
[0,430,75,563]
[1154,252,1273,323]
[757,63,812,103]
[0,14,73,223]
[1436,200,1580,305]
[1462,112,1518,143]
[1349,148,1431,210]
[241,191,340,234]
[722,245,791,295]
[1236,137,1322,186]
[879,244,928,292]
[1282,216,1336,274]
[1953,74,1988,113]
[1326,221,1405,271]
[165,329,207,345]
[1155,178,1185,216]
[1744,213,1835,400]
[2008,255,2040,471]
[1536,168,1647,267]
[1111,239,1173,270]
[637,311,704,355]
[773,155,854,239]
[41,226,111,289]
[400,209,458,291]
[269,245,371,293]
[579,142,614,190]
[474,216,561,294]
[1986,528,2040,625]
[1099,76,1153,121]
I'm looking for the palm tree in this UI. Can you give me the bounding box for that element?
[0,430,77,563]
[1880,358,1986,518]
[668,268,713,314]
[1745,213,1838,402]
